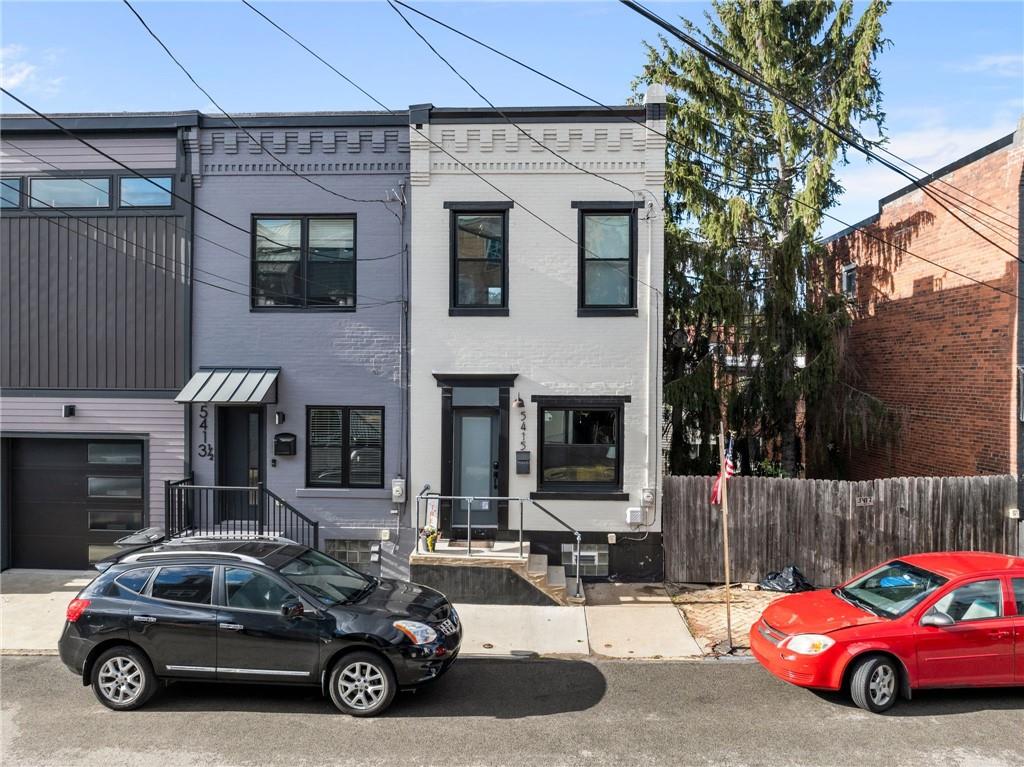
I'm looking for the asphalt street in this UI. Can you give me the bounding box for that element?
[2,655,1022,767]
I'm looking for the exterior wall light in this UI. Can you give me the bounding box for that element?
[275,411,286,425]
[62,405,76,418]
[512,393,524,408]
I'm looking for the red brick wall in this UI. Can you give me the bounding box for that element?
[825,134,1022,479]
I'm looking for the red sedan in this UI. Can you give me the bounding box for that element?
[750,551,1024,712]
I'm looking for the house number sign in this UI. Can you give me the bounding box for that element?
[197,404,214,461]
[519,408,528,451]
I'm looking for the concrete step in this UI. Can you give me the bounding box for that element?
[527,554,548,576]
[546,565,567,590]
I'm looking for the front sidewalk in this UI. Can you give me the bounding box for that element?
[1,570,704,660]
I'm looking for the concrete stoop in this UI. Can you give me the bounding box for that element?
[409,540,585,606]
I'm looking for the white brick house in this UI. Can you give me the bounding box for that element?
[407,88,667,580]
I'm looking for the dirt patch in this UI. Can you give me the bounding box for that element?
[666,583,787,656]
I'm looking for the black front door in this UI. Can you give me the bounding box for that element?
[215,565,322,683]
[216,406,262,522]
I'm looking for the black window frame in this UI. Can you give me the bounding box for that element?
[575,202,639,317]
[0,176,23,209]
[251,213,358,312]
[446,201,512,317]
[305,405,385,489]
[533,395,628,499]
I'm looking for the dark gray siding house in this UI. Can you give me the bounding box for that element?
[0,113,196,569]
[176,114,413,578]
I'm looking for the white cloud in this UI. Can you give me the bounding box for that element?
[822,109,1020,237]
[0,44,64,97]
[954,53,1024,78]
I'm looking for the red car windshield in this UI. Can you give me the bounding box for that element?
[837,560,948,618]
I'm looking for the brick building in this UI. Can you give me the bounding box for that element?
[823,124,1023,480]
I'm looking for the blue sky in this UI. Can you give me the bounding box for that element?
[2,1,1021,235]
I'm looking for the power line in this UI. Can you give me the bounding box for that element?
[387,0,1021,299]
[618,0,1020,251]
[1,180,406,306]
[0,88,403,301]
[121,0,391,208]
[386,0,637,199]
[241,0,666,301]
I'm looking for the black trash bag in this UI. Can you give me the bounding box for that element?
[759,565,814,593]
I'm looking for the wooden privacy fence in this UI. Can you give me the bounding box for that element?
[663,474,1020,587]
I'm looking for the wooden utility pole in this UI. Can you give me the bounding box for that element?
[718,420,734,652]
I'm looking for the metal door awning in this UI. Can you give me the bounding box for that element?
[174,367,279,405]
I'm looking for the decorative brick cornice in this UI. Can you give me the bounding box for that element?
[428,126,647,156]
[199,128,409,157]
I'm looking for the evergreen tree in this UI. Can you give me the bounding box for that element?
[637,0,892,476]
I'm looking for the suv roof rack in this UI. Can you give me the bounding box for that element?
[122,550,266,566]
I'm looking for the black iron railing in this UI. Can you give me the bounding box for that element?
[165,477,319,549]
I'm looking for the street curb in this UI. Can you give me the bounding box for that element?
[1,649,59,656]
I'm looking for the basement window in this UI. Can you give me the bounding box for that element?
[561,543,609,577]
[325,539,375,566]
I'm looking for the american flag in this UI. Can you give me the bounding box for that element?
[710,434,736,505]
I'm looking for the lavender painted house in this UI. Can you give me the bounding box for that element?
[174,113,413,577]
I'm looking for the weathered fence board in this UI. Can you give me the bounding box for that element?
[663,474,1020,586]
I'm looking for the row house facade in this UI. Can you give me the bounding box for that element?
[407,90,667,581]
[1,90,666,584]
[0,113,195,569]
[822,124,1023,485]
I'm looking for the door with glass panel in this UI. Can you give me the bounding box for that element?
[452,409,500,533]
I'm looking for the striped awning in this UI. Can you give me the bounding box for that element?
[175,368,279,405]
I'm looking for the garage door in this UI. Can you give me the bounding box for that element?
[9,438,145,569]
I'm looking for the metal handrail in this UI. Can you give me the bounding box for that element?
[164,481,319,550]
[413,492,584,599]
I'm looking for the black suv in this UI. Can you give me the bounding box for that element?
[58,538,461,716]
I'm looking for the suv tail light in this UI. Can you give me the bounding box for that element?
[66,598,90,623]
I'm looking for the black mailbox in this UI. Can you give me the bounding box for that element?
[516,450,531,475]
[274,433,297,456]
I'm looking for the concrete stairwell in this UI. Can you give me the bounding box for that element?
[409,539,585,606]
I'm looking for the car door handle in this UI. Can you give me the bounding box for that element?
[219,623,244,631]
[987,630,1011,640]
[132,616,156,624]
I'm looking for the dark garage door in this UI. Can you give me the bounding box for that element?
[9,438,145,569]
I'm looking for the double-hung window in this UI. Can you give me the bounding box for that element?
[575,203,638,316]
[447,201,511,316]
[253,215,356,309]
[535,397,626,496]
[307,406,384,488]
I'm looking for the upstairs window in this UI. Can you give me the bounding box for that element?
[0,178,22,208]
[119,176,172,207]
[30,177,110,208]
[252,215,356,310]
[842,263,857,298]
[578,207,636,315]
[307,406,384,488]
[447,203,510,316]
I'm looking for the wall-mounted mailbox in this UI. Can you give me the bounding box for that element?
[516,450,531,475]
[274,433,297,456]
